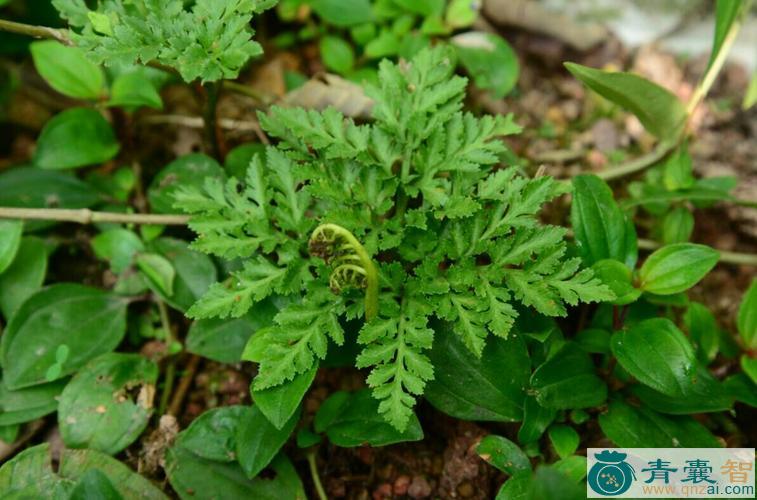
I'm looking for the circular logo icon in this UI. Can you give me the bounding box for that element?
[588,451,636,496]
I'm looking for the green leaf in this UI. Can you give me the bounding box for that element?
[599,400,721,447]
[0,284,127,389]
[684,302,719,363]
[590,259,640,306]
[553,456,587,483]
[738,279,757,349]
[0,443,167,499]
[30,41,104,100]
[58,353,157,454]
[564,62,686,141]
[0,378,67,426]
[611,318,695,397]
[0,167,100,213]
[136,253,175,297]
[69,469,123,500]
[166,447,305,500]
[176,406,249,462]
[319,36,355,75]
[425,322,529,421]
[571,174,637,268]
[495,471,532,500]
[33,108,120,170]
[517,395,555,444]
[187,300,277,364]
[530,342,607,409]
[528,466,584,500]
[709,0,747,70]
[662,207,694,245]
[315,389,423,447]
[445,0,479,28]
[662,145,695,191]
[107,72,163,109]
[476,435,530,475]
[638,243,719,295]
[252,366,317,430]
[151,237,217,312]
[547,425,579,459]
[236,405,299,478]
[91,228,145,274]
[148,154,224,214]
[310,0,373,26]
[632,366,732,414]
[59,447,167,499]
[739,359,757,386]
[0,219,22,274]
[452,32,519,97]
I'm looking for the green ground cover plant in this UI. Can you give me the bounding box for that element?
[0,0,754,498]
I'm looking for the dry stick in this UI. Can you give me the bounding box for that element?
[0,18,71,45]
[167,355,201,417]
[0,207,188,225]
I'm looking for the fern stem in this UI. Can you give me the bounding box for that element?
[0,18,71,45]
[310,223,379,320]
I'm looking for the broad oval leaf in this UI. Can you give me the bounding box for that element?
[30,41,104,100]
[571,175,637,268]
[91,228,145,274]
[452,32,519,97]
[165,447,305,500]
[599,400,721,448]
[547,424,579,459]
[0,219,22,274]
[611,318,696,397]
[319,36,355,74]
[738,279,757,349]
[425,322,530,421]
[517,395,556,444]
[638,243,719,295]
[150,237,217,311]
[530,342,607,409]
[0,284,128,389]
[108,72,163,109]
[0,378,67,426]
[0,443,166,499]
[176,405,250,462]
[252,366,317,430]
[310,0,373,27]
[591,259,640,306]
[33,108,120,170]
[632,366,733,414]
[236,405,300,478]
[147,153,224,214]
[476,435,530,475]
[58,353,158,454]
[0,167,100,210]
[564,63,686,142]
[316,389,423,447]
[0,236,49,320]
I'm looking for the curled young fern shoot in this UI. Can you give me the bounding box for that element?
[309,223,379,321]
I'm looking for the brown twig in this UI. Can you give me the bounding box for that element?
[0,18,71,45]
[167,355,201,417]
[0,207,188,225]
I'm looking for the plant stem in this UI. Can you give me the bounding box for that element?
[0,207,189,225]
[0,18,71,45]
[168,355,201,417]
[156,299,176,415]
[203,81,222,160]
[685,0,752,116]
[593,140,676,182]
[307,451,328,500]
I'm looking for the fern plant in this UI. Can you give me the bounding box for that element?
[52,0,276,82]
[175,46,614,430]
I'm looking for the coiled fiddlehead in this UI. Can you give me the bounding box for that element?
[309,223,378,321]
